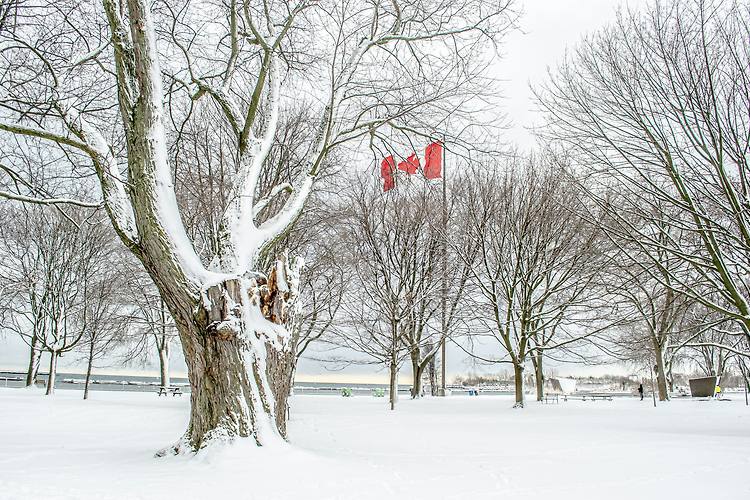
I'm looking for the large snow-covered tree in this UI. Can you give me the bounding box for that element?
[0,0,515,450]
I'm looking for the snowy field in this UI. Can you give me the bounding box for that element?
[0,388,748,500]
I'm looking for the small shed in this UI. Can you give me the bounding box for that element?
[688,376,717,397]
[547,377,577,395]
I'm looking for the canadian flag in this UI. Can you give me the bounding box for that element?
[379,141,442,192]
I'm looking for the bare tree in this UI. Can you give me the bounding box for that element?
[678,304,738,380]
[0,203,115,395]
[79,267,128,399]
[0,203,48,387]
[536,0,750,357]
[121,265,178,388]
[594,200,696,401]
[459,155,608,407]
[329,177,443,408]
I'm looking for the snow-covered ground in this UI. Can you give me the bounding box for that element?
[0,388,747,500]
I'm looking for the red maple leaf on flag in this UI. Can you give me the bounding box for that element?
[398,153,420,175]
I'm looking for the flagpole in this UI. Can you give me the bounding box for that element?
[440,136,447,396]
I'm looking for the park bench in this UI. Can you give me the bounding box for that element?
[581,393,613,401]
[157,386,183,397]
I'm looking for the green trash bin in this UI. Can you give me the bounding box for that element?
[341,387,353,397]
[372,388,385,397]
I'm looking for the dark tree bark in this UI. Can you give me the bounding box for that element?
[513,363,524,408]
[266,344,296,438]
[652,340,669,401]
[83,340,95,400]
[153,259,297,451]
[410,348,426,398]
[165,281,276,450]
[428,355,438,396]
[25,334,40,387]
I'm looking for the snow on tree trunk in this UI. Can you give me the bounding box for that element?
[513,363,525,408]
[179,315,275,450]
[534,353,544,401]
[158,345,170,389]
[25,334,40,387]
[160,281,274,451]
[389,356,398,411]
[262,256,300,438]
[151,257,297,452]
[45,351,58,396]
[653,341,670,401]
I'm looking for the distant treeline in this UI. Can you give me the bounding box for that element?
[454,372,748,389]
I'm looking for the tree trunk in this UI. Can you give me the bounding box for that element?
[265,341,296,438]
[412,364,425,399]
[84,341,95,400]
[176,317,277,451]
[125,277,269,456]
[45,351,57,396]
[154,257,298,453]
[410,349,423,398]
[533,353,544,401]
[665,358,674,393]
[25,334,40,387]
[513,362,525,408]
[389,355,398,410]
[652,340,669,401]
[428,355,437,396]
[158,344,170,388]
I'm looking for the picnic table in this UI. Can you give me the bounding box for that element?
[581,393,613,401]
[542,394,560,404]
[157,386,183,397]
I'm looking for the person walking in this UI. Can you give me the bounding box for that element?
[638,383,644,401]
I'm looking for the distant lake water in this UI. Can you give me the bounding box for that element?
[0,371,472,396]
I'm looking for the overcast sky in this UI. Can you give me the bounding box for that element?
[497,0,647,148]
[0,0,647,382]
